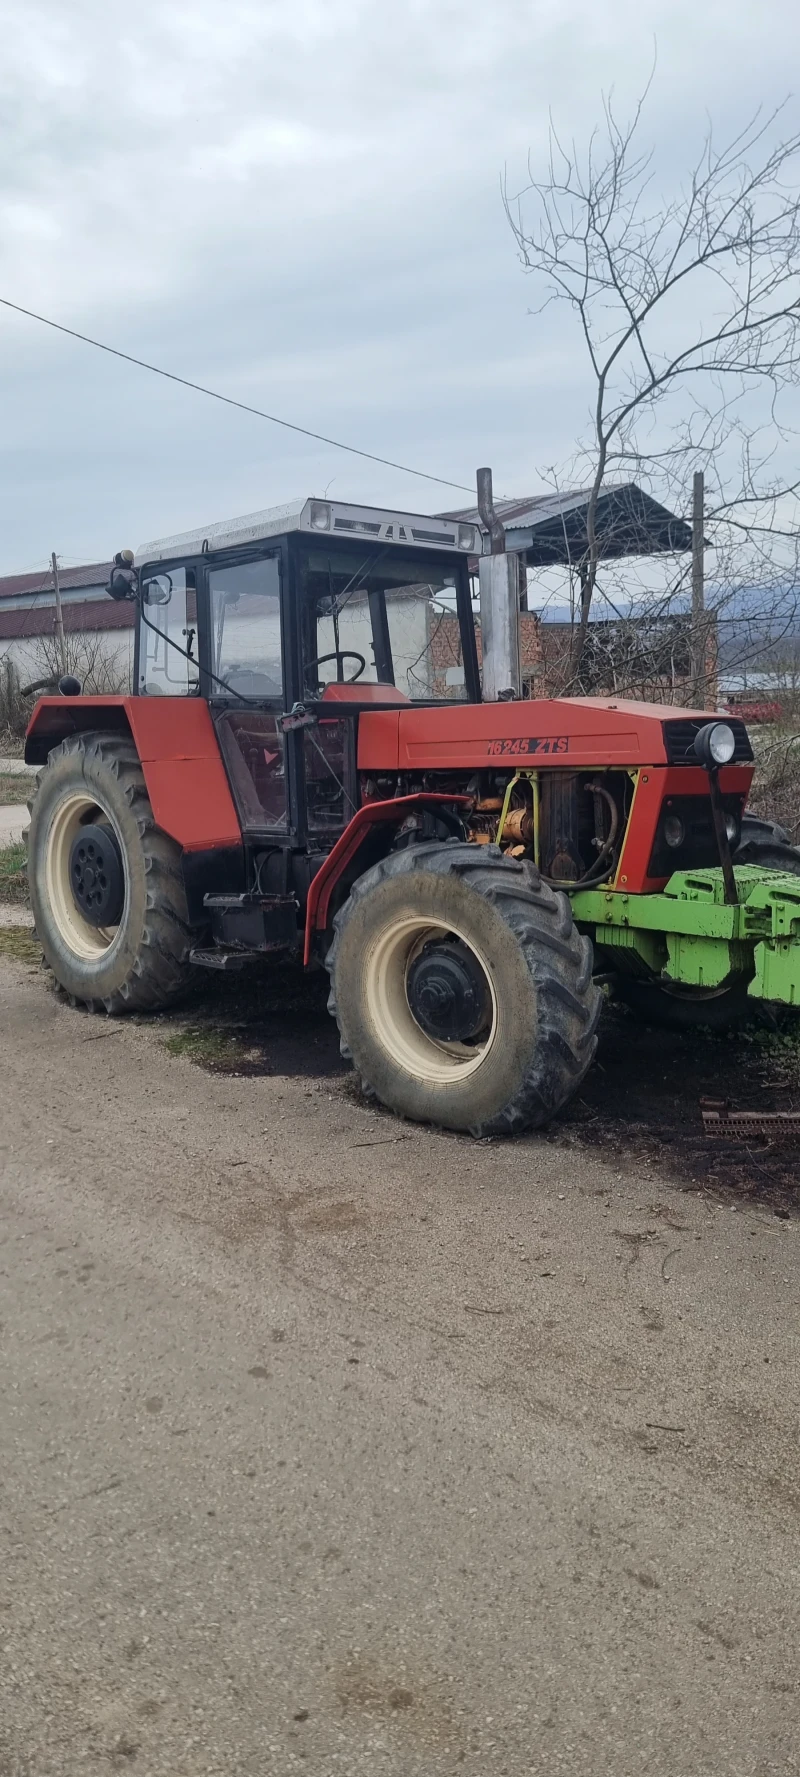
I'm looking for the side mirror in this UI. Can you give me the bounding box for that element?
[142,574,173,606]
[106,550,138,602]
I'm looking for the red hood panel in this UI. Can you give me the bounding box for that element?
[357,697,695,773]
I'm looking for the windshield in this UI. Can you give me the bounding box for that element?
[300,545,474,700]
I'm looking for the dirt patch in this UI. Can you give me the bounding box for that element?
[552,1000,800,1214]
[160,962,345,1080]
[150,964,800,1212]
[332,1653,463,1754]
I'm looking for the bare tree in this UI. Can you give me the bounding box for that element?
[505,88,800,691]
[0,633,130,741]
[24,629,130,696]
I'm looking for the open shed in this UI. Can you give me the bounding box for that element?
[440,482,692,567]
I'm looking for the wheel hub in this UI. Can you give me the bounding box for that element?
[69,824,124,927]
[406,939,490,1043]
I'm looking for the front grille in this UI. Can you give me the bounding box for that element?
[648,792,746,878]
[662,716,753,765]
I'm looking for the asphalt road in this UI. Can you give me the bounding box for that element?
[1,955,799,1775]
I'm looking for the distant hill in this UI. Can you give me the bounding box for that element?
[534,585,800,671]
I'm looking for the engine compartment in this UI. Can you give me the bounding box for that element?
[361,768,633,888]
[461,769,632,886]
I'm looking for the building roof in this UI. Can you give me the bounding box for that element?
[0,598,133,644]
[0,560,127,643]
[0,561,111,602]
[439,482,693,565]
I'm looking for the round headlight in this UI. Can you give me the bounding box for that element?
[694,720,737,768]
[663,813,685,848]
[709,722,736,765]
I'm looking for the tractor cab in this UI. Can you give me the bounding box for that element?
[129,496,480,852]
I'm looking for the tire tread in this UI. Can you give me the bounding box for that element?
[326,840,601,1136]
[27,730,192,1014]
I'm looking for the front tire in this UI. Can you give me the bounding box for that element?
[27,731,193,1012]
[326,842,601,1136]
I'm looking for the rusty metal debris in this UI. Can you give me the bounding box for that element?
[701,1098,800,1139]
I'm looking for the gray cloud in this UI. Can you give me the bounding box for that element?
[1,0,798,569]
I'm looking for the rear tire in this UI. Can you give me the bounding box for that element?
[737,844,800,876]
[326,841,601,1136]
[27,731,193,1012]
[617,978,751,1031]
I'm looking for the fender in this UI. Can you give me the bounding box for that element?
[25,696,241,851]
[303,793,471,965]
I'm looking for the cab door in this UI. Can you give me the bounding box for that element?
[204,551,289,835]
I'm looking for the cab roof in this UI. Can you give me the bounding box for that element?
[135,498,480,566]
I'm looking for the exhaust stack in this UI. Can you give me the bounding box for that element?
[476,467,521,702]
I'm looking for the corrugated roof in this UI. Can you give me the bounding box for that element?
[0,599,133,642]
[0,562,110,601]
[438,482,692,563]
[439,490,590,526]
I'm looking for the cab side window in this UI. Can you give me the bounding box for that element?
[138,568,198,695]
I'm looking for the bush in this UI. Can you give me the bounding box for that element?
[748,716,800,844]
[0,635,130,752]
[0,658,29,744]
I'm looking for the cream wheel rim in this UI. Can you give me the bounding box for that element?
[363,914,498,1083]
[44,791,126,960]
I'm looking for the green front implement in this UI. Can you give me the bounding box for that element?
[572,867,800,1007]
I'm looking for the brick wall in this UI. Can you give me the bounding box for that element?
[429,610,716,704]
[429,612,544,696]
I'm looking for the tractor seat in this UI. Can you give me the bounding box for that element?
[321,682,410,704]
[224,666,283,695]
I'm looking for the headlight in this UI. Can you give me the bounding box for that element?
[458,524,476,551]
[663,813,686,848]
[694,720,736,768]
[709,723,736,764]
[309,501,331,530]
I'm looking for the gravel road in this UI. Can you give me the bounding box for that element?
[1,954,798,1775]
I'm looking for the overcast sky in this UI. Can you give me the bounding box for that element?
[1,0,798,574]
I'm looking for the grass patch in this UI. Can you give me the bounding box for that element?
[0,842,28,905]
[0,775,32,806]
[163,1024,264,1073]
[0,926,40,964]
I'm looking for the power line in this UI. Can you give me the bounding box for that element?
[0,296,474,496]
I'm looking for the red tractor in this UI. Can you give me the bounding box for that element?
[24,495,800,1136]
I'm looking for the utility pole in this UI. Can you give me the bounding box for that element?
[690,471,705,708]
[51,551,66,676]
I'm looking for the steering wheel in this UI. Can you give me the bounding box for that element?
[306,650,366,686]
